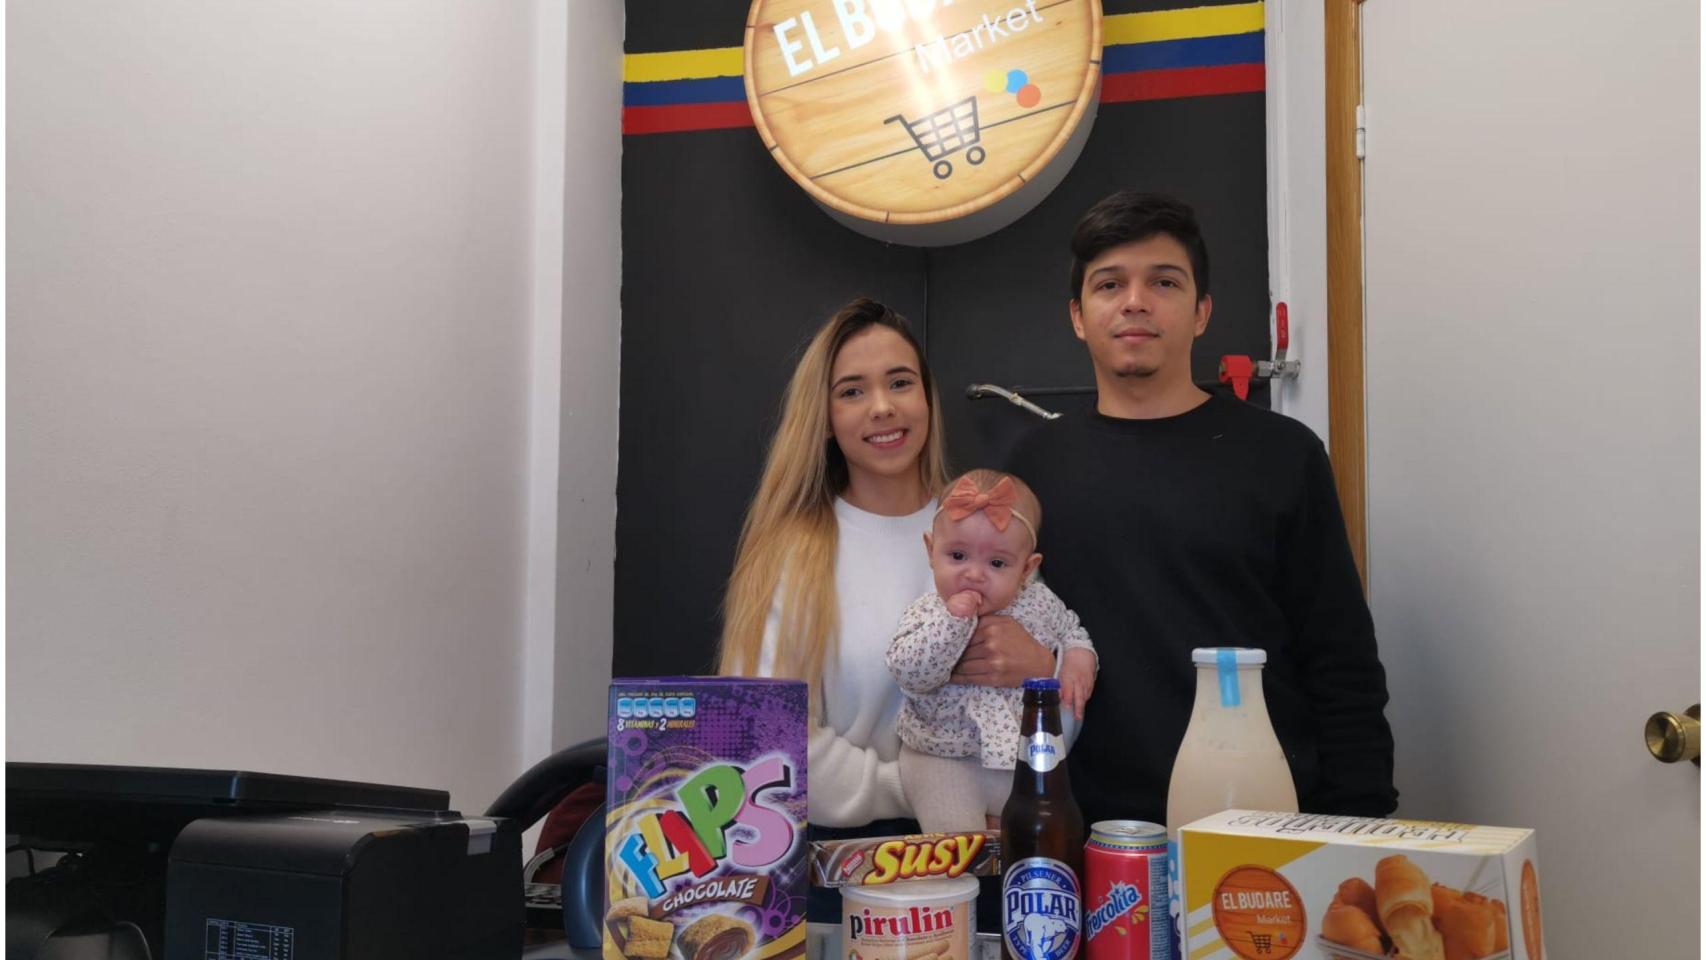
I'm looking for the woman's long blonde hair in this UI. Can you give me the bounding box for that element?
[718,299,949,708]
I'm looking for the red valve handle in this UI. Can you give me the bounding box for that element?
[1275,301,1289,352]
[1218,355,1255,401]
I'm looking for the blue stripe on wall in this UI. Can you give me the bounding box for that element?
[623,75,746,107]
[1102,31,1265,74]
[622,35,1265,107]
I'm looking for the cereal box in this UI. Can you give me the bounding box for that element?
[604,678,808,960]
[1176,811,1544,960]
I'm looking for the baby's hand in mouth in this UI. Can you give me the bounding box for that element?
[946,589,983,619]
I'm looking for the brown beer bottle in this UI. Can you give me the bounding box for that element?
[1000,677,1086,960]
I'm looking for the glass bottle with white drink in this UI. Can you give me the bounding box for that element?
[1164,647,1298,835]
[1163,648,1298,960]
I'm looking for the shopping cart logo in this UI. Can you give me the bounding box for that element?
[884,96,988,180]
[746,0,1099,235]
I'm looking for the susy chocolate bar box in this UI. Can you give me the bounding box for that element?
[604,678,808,960]
[811,831,1001,887]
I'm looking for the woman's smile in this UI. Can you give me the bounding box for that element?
[865,428,909,449]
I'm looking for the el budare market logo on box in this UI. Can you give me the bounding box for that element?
[745,0,1102,245]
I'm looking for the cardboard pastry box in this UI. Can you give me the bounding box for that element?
[1176,811,1544,960]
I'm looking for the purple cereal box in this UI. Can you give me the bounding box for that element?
[604,678,808,960]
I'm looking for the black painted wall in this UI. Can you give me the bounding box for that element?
[614,0,1269,676]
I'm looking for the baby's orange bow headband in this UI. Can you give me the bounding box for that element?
[934,476,1037,548]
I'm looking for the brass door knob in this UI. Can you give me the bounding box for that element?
[1645,704,1701,765]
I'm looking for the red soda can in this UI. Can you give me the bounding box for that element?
[1084,820,1173,960]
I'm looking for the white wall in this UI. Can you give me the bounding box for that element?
[1264,0,1328,438]
[6,0,620,817]
[552,0,623,756]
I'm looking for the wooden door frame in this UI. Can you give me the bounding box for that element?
[1325,0,1368,587]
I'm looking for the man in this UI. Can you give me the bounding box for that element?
[1005,191,1397,825]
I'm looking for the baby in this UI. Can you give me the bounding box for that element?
[886,469,1098,833]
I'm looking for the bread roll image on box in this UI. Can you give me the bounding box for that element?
[1175,811,1544,960]
[603,679,809,960]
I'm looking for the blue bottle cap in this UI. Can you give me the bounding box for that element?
[1022,677,1061,691]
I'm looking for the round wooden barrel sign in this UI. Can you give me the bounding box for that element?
[745,0,1102,245]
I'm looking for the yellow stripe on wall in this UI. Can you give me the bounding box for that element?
[1103,2,1265,45]
[623,3,1263,82]
[623,46,745,83]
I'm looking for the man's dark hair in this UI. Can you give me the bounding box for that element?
[1069,192,1211,302]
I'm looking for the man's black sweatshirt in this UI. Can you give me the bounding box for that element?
[1007,393,1397,826]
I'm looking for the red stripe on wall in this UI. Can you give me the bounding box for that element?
[1100,63,1265,104]
[623,102,753,135]
[622,65,1263,135]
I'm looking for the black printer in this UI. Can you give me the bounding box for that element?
[7,763,522,960]
[166,808,518,959]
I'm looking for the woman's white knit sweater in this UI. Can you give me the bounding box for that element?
[757,497,936,827]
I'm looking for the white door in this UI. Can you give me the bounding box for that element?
[1359,0,1700,956]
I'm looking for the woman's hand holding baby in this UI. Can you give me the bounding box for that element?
[1059,647,1096,720]
[951,616,1056,688]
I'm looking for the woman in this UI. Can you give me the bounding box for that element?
[721,298,1062,932]
[720,297,948,830]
